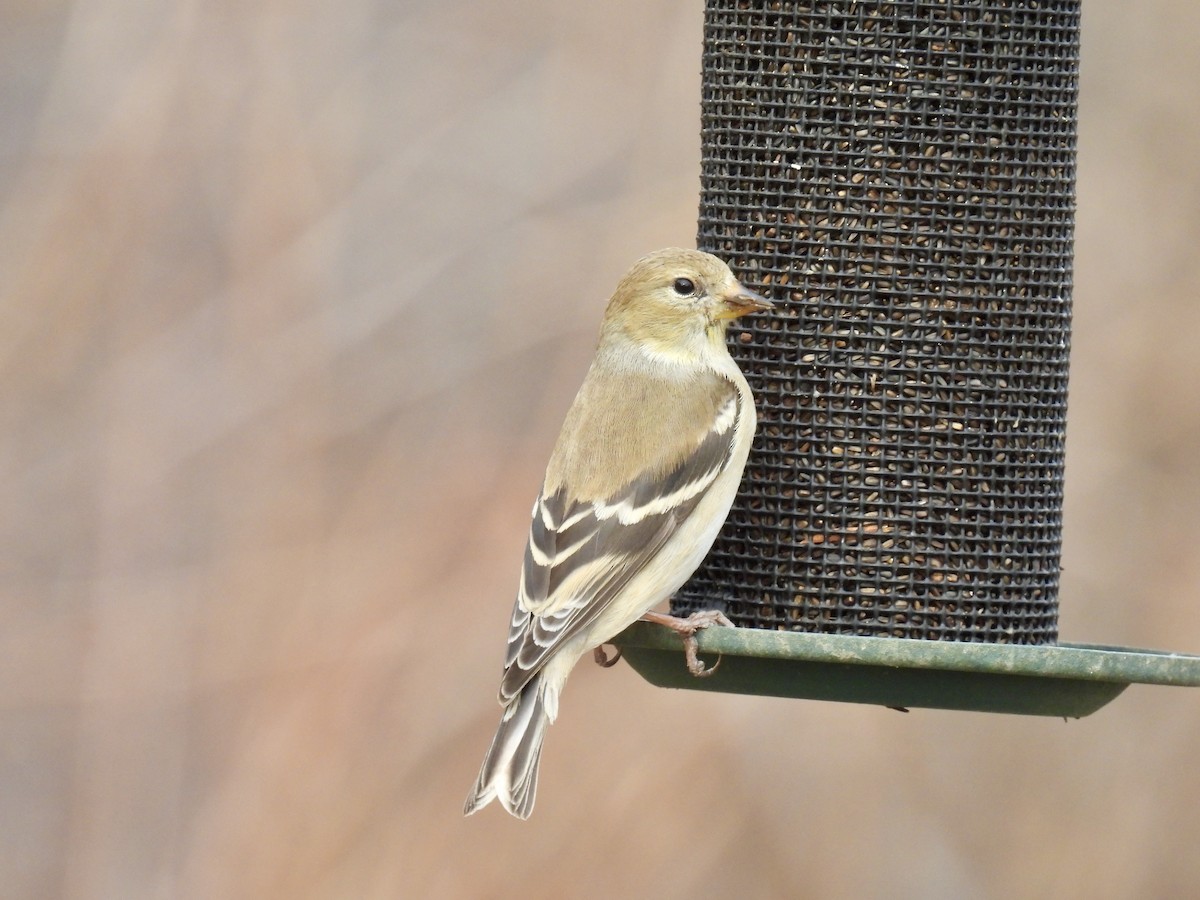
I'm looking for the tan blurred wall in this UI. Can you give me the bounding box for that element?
[2,1,1199,898]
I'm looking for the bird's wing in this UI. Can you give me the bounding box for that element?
[498,387,744,705]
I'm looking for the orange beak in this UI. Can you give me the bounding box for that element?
[717,285,774,320]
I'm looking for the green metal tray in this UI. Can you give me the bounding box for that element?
[613,622,1200,718]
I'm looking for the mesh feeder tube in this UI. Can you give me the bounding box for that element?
[672,0,1079,643]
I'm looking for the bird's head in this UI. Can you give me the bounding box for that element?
[601,248,773,356]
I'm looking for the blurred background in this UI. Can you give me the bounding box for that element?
[3,1,1199,897]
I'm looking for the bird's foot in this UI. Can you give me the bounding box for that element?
[593,645,622,668]
[640,610,733,677]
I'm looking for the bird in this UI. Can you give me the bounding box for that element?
[463,247,772,819]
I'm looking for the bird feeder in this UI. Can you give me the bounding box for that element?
[614,0,1200,714]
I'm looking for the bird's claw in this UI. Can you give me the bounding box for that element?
[683,636,720,677]
[593,645,622,668]
[640,609,734,678]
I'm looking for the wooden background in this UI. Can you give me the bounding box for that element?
[4,1,1200,897]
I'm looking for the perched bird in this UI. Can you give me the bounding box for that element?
[463,247,772,819]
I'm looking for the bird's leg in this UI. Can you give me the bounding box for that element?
[640,610,734,677]
[592,645,622,668]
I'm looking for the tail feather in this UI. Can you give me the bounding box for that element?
[464,674,549,819]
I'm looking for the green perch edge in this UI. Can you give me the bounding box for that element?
[612,622,1200,718]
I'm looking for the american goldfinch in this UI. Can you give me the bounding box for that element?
[464,247,772,819]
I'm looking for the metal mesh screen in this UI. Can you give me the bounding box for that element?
[673,0,1079,643]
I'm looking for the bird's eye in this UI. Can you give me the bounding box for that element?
[672,277,696,296]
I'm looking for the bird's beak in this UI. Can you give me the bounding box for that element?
[716,285,774,320]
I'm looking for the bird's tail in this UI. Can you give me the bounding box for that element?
[463,673,550,819]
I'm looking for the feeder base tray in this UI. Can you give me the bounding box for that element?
[614,623,1200,718]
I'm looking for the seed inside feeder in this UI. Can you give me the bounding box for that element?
[674,0,1077,644]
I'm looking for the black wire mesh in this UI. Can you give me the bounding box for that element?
[673,0,1079,643]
